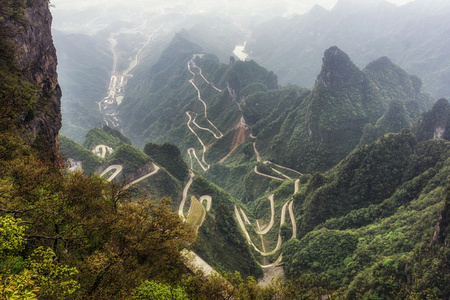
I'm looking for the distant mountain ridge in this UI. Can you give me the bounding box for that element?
[246,0,450,100]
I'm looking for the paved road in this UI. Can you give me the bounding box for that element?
[100,165,123,181]
[187,55,223,138]
[234,204,283,256]
[185,54,226,173]
[190,54,222,92]
[199,195,212,211]
[289,201,297,239]
[256,195,275,235]
[254,166,284,181]
[186,113,210,171]
[182,249,217,277]
[123,163,160,190]
[179,171,195,219]
[191,112,222,139]
[268,165,292,180]
[268,161,303,176]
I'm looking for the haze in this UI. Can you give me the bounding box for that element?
[51,0,416,33]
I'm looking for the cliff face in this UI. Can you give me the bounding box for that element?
[413,98,450,141]
[3,0,61,151]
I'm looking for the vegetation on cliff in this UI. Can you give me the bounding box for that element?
[283,130,450,298]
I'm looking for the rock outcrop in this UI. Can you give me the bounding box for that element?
[413,98,450,141]
[1,0,61,152]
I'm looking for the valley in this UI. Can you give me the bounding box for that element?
[99,23,163,128]
[56,29,450,297]
[2,0,448,298]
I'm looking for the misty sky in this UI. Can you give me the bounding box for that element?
[51,0,415,13]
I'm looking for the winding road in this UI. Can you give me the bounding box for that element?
[252,142,302,181]
[123,164,160,190]
[100,165,123,181]
[184,54,225,173]
[190,55,222,92]
[199,195,212,211]
[234,175,300,265]
[179,171,195,220]
[93,145,161,190]
[187,55,223,138]
[184,53,302,266]
[186,113,210,171]
[178,171,212,230]
[256,195,275,235]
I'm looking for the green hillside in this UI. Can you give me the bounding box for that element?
[246,0,450,100]
[59,127,262,278]
[283,130,450,298]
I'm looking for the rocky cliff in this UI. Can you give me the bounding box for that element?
[0,0,61,152]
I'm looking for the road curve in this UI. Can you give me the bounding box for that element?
[253,142,261,162]
[260,254,283,269]
[266,164,292,180]
[100,165,123,181]
[190,55,222,92]
[234,205,253,243]
[294,179,300,194]
[191,112,222,139]
[199,195,212,212]
[256,195,275,235]
[254,166,284,181]
[280,201,289,226]
[187,56,223,138]
[265,161,303,176]
[123,163,160,190]
[179,171,195,219]
[186,112,210,171]
[187,147,209,172]
[289,201,297,239]
[234,205,283,256]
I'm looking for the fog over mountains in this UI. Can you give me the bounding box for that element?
[52,0,447,142]
[2,0,450,298]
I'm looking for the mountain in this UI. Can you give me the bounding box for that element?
[54,31,111,143]
[0,0,61,152]
[118,38,435,207]
[283,129,450,298]
[246,46,433,172]
[245,0,450,100]
[3,1,450,297]
[59,127,262,278]
[53,10,248,144]
[413,98,450,141]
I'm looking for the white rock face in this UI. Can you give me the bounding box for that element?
[434,126,445,139]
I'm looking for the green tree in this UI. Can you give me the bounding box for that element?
[132,280,188,300]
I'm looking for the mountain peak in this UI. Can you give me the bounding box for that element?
[332,0,379,13]
[364,56,418,98]
[315,46,363,88]
[307,4,329,17]
[364,56,395,72]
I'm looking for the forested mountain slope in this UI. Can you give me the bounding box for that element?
[3,1,449,297]
[120,37,433,178]
[283,128,450,298]
[246,0,450,100]
[54,31,111,142]
[249,47,434,172]
[59,127,262,278]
